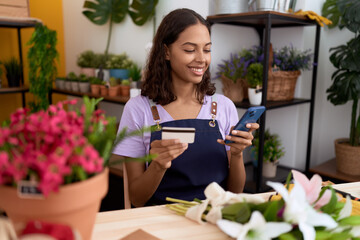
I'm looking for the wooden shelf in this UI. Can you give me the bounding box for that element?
[51,88,129,105]
[309,158,360,182]
[0,86,28,94]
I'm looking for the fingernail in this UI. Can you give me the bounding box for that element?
[182,143,188,147]
[246,124,251,128]
[232,130,237,134]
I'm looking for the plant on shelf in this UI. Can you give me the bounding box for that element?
[27,24,58,112]
[252,129,285,178]
[108,53,134,69]
[128,63,142,81]
[322,0,360,176]
[246,62,263,105]
[0,96,153,239]
[3,57,22,87]
[82,0,158,56]
[273,45,313,72]
[89,76,103,95]
[78,74,91,93]
[77,50,97,69]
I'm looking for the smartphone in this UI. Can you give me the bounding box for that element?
[225,106,266,144]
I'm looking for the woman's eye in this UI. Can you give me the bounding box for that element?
[184,49,195,53]
[204,49,211,53]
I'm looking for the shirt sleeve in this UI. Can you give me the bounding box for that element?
[112,96,149,158]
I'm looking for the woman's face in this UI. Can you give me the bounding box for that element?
[165,23,211,85]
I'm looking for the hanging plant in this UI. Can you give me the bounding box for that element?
[27,24,58,112]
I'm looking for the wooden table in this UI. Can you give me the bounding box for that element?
[92,182,360,240]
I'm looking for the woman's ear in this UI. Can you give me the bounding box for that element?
[164,44,170,60]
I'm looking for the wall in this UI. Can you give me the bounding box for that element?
[61,0,355,170]
[0,0,66,123]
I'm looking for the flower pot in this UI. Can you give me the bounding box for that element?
[262,161,278,178]
[64,80,72,91]
[71,81,80,92]
[334,138,360,176]
[119,85,130,97]
[209,0,249,15]
[220,75,245,103]
[100,85,108,96]
[6,74,21,87]
[55,79,65,90]
[90,84,101,95]
[108,86,119,97]
[110,69,129,80]
[0,168,109,240]
[80,68,96,77]
[248,88,262,105]
[79,82,90,93]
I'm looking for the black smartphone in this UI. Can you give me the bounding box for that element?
[225,106,266,144]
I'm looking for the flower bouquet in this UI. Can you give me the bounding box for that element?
[0,96,151,239]
[167,170,360,240]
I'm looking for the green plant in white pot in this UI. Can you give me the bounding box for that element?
[252,129,285,178]
[322,0,360,176]
[246,62,263,105]
[77,50,97,77]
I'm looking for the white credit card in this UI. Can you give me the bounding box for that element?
[161,127,195,144]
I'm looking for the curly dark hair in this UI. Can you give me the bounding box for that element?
[141,8,216,105]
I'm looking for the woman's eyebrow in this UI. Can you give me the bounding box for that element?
[181,42,212,46]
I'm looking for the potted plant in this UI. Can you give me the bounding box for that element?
[66,72,79,92]
[100,81,108,96]
[119,79,130,97]
[89,76,103,95]
[77,50,97,77]
[94,53,112,82]
[78,74,91,93]
[322,0,360,176]
[268,44,313,101]
[3,57,22,87]
[108,53,134,80]
[246,62,263,105]
[108,76,120,97]
[128,63,142,89]
[0,97,152,239]
[27,24,58,112]
[252,129,285,178]
[55,76,66,90]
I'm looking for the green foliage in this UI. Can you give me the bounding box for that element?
[79,74,89,82]
[67,72,78,81]
[128,63,142,81]
[77,50,97,68]
[121,79,130,86]
[27,24,58,112]
[82,0,158,55]
[89,76,103,85]
[94,53,112,69]
[109,76,120,86]
[322,0,360,146]
[246,63,263,88]
[252,129,285,163]
[108,53,134,69]
[3,57,22,76]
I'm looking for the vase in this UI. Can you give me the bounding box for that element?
[0,168,109,240]
[95,69,110,83]
[220,75,245,103]
[209,0,249,15]
[262,161,278,178]
[248,88,262,105]
[79,82,90,93]
[81,68,96,77]
[335,138,360,176]
[110,69,129,80]
[64,80,72,91]
[71,81,80,92]
[55,78,65,90]
[6,74,21,87]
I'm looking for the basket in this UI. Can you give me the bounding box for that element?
[220,75,246,103]
[267,43,301,101]
[334,138,360,176]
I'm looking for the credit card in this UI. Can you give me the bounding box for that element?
[161,127,195,144]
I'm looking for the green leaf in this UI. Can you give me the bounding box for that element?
[221,202,251,223]
[320,188,338,214]
[339,216,360,226]
[322,0,341,29]
[128,0,158,26]
[263,200,282,221]
[82,0,128,25]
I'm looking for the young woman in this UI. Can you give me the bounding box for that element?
[112,8,259,207]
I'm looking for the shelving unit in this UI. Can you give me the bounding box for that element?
[207,11,321,193]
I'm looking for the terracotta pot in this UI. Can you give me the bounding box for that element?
[335,138,360,176]
[100,85,108,96]
[119,85,130,97]
[262,161,278,178]
[0,168,109,240]
[90,84,101,95]
[108,86,119,97]
[220,75,245,102]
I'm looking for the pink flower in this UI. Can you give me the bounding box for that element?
[291,170,331,209]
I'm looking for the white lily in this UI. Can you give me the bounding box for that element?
[217,211,292,240]
[267,180,338,240]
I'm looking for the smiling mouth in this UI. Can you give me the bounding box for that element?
[189,67,205,74]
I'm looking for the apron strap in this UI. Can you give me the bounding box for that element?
[148,98,161,130]
[209,94,217,127]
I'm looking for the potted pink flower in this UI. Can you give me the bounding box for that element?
[0,96,150,239]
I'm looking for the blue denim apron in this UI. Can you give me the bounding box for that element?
[146,95,229,206]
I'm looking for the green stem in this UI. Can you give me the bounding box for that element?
[166,197,198,206]
[105,17,113,56]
